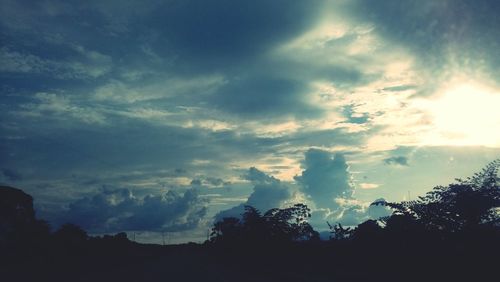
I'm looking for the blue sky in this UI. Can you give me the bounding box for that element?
[1,0,499,243]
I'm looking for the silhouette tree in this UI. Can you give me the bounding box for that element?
[54,223,88,246]
[263,203,318,241]
[210,204,318,244]
[352,219,383,241]
[210,217,243,244]
[327,222,352,240]
[373,159,500,232]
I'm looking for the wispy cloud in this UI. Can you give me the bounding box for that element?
[0,46,112,79]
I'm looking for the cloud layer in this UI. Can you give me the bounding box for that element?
[1,0,499,241]
[54,188,207,233]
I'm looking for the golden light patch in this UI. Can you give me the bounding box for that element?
[359,183,380,189]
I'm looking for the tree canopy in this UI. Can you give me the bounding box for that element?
[210,203,318,244]
[372,159,500,233]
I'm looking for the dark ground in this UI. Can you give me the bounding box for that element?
[2,238,497,282]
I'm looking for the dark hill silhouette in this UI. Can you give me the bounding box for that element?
[0,185,51,249]
[0,185,36,235]
[0,160,499,282]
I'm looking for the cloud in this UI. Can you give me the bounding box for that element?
[213,150,394,230]
[244,167,279,185]
[342,105,370,124]
[367,198,392,220]
[215,167,294,221]
[15,92,106,125]
[295,149,355,209]
[0,47,46,73]
[93,75,225,104]
[335,203,367,226]
[190,176,227,188]
[335,198,392,225]
[190,179,202,186]
[56,188,207,232]
[2,0,500,244]
[310,197,392,228]
[1,168,22,182]
[0,46,112,80]
[139,0,321,68]
[359,183,379,189]
[349,0,500,92]
[293,149,393,229]
[383,156,409,166]
[293,149,359,229]
[210,77,320,119]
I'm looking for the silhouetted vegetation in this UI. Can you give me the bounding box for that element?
[210,204,319,245]
[1,160,498,281]
[327,222,352,240]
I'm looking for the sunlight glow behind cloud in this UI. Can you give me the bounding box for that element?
[416,80,500,147]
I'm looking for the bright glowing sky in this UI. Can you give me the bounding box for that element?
[1,0,499,243]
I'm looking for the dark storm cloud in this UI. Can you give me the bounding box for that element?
[383,156,409,166]
[0,0,323,76]
[0,0,331,123]
[0,122,201,175]
[0,123,272,193]
[56,187,207,232]
[211,77,320,118]
[142,0,322,70]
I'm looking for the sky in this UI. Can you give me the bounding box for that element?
[1,0,499,244]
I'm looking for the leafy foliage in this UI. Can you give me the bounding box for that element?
[327,222,352,240]
[372,159,500,232]
[210,204,318,244]
[54,223,88,244]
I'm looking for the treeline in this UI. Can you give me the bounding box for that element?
[209,160,499,246]
[204,160,499,281]
[0,186,133,250]
[1,160,499,281]
[0,186,145,281]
